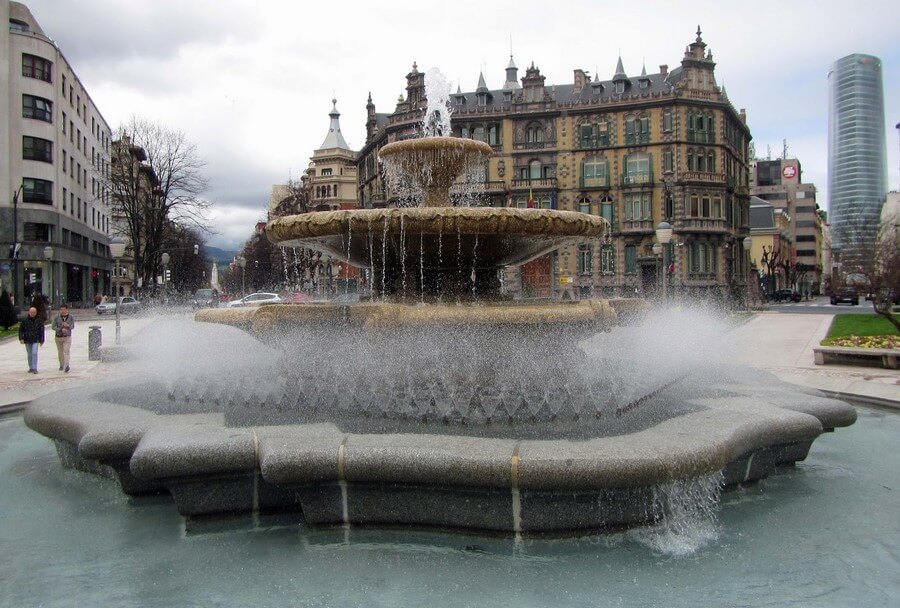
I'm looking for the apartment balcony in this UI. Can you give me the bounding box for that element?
[511,178,557,190]
[624,132,650,146]
[677,218,729,233]
[578,176,611,190]
[450,181,508,195]
[620,173,652,187]
[686,129,714,143]
[620,220,655,234]
[681,171,726,185]
[513,141,556,151]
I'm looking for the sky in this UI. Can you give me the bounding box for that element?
[25,0,900,251]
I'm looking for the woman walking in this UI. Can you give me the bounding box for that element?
[18,306,44,373]
[51,304,74,373]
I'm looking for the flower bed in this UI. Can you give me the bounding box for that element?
[821,335,897,349]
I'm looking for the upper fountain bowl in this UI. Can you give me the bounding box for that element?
[379,137,493,207]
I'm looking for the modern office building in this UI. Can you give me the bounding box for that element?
[357,28,753,300]
[751,158,826,294]
[1,1,114,307]
[827,54,888,260]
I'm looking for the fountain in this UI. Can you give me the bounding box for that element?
[23,69,856,536]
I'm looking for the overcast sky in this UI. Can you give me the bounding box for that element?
[26,0,900,250]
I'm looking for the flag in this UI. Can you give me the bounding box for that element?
[506,188,513,207]
[527,188,535,209]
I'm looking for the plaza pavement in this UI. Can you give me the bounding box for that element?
[0,310,897,414]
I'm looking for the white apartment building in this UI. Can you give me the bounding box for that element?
[1,1,113,307]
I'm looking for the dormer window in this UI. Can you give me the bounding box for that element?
[615,81,625,94]
[639,79,649,89]
[478,94,487,107]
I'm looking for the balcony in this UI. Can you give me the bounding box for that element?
[620,173,652,187]
[677,218,729,233]
[681,171,726,184]
[620,220,655,234]
[513,140,556,151]
[578,137,611,150]
[511,178,557,190]
[450,181,508,195]
[579,176,610,189]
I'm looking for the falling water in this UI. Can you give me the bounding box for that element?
[471,233,479,298]
[345,219,352,295]
[423,67,452,137]
[381,216,389,301]
[400,213,407,299]
[419,232,425,302]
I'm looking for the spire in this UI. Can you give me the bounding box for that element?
[506,54,517,70]
[504,54,520,90]
[319,98,350,150]
[613,55,626,79]
[641,60,647,77]
[476,71,489,93]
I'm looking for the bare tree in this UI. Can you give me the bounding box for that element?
[106,117,210,293]
[759,245,780,297]
[836,219,900,332]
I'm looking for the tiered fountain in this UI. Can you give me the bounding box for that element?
[24,70,856,535]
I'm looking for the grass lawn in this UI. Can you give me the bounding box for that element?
[825,314,898,339]
[0,325,20,341]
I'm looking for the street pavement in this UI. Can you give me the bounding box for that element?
[764,295,879,315]
[1,309,897,413]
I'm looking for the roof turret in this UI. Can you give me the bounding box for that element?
[319,99,350,150]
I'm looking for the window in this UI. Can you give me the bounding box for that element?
[624,193,651,221]
[23,136,53,162]
[600,197,615,226]
[688,242,717,274]
[624,245,636,273]
[9,18,29,32]
[578,244,593,275]
[663,150,674,173]
[623,154,651,184]
[577,197,592,214]
[615,81,625,94]
[525,123,543,143]
[321,168,333,176]
[582,157,608,187]
[23,94,53,122]
[529,160,541,180]
[23,222,52,242]
[579,121,610,148]
[62,188,67,211]
[22,54,52,82]
[472,126,485,142]
[712,196,722,218]
[707,151,715,172]
[601,245,615,273]
[690,194,700,216]
[688,112,714,143]
[663,110,673,132]
[625,116,650,145]
[22,178,53,204]
[488,125,500,146]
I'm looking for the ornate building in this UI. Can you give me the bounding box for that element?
[357,29,753,299]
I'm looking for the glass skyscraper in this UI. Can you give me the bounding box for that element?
[827,54,888,256]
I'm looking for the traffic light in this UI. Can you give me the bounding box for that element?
[193,244,199,255]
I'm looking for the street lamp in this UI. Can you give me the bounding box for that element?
[237,256,246,295]
[652,242,662,298]
[10,184,24,305]
[43,245,53,307]
[742,236,752,305]
[161,252,170,296]
[655,221,673,302]
[109,237,127,345]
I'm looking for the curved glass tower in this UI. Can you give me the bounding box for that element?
[827,54,888,254]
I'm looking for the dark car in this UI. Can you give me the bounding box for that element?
[191,288,220,309]
[830,287,859,306]
[773,289,801,303]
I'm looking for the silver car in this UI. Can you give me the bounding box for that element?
[225,292,282,308]
[96,296,141,315]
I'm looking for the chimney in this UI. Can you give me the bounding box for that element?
[659,64,668,76]
[739,109,747,124]
[573,69,588,93]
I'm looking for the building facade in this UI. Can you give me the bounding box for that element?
[751,158,826,294]
[357,29,753,301]
[749,196,793,295]
[1,1,114,307]
[827,54,888,259]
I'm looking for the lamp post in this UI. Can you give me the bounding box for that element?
[652,242,662,299]
[109,237,127,345]
[742,236,752,307]
[237,256,246,295]
[43,245,53,307]
[10,184,24,305]
[161,252,170,298]
[655,221,673,302]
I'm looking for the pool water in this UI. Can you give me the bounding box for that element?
[1,407,897,608]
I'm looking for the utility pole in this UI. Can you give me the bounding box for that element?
[10,185,24,305]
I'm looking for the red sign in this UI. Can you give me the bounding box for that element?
[782,165,797,179]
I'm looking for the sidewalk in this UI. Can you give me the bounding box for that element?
[0,314,155,411]
[731,312,900,409]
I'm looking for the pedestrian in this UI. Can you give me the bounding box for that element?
[51,303,75,373]
[18,306,45,374]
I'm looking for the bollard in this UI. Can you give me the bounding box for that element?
[88,325,102,361]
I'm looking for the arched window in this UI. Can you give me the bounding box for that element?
[526,122,543,143]
[624,153,650,184]
[334,183,339,198]
[472,126,485,142]
[599,196,615,225]
[697,151,706,172]
[687,150,695,171]
[488,125,500,146]
[707,151,715,172]
[578,196,592,214]
[529,159,541,180]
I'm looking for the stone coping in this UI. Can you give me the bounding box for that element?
[193,300,631,334]
[24,375,856,493]
[814,345,899,369]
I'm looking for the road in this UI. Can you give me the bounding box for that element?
[765,296,879,315]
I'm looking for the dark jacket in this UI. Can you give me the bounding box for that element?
[18,316,45,344]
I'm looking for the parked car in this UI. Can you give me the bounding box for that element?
[191,288,220,309]
[225,292,282,308]
[96,296,142,315]
[284,291,314,303]
[830,288,859,306]
[772,289,801,303]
